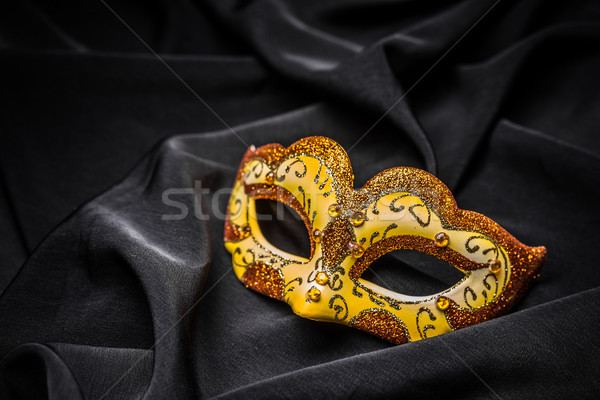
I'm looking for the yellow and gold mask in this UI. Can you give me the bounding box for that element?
[224,136,546,344]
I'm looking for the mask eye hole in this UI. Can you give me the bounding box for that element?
[361,250,466,296]
[254,199,311,259]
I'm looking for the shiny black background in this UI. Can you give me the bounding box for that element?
[1,0,600,399]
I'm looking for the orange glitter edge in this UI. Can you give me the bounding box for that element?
[242,262,285,301]
[224,219,250,242]
[349,309,411,345]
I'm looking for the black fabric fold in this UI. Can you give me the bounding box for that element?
[0,343,83,400]
[213,286,600,400]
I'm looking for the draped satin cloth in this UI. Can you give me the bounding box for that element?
[1,1,600,398]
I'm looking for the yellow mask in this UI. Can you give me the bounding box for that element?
[224,136,546,344]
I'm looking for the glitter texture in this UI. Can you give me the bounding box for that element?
[224,220,251,242]
[322,218,354,267]
[242,263,285,301]
[349,309,411,345]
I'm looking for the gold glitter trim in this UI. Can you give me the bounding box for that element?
[349,309,411,345]
[241,262,285,301]
[224,220,251,243]
[322,218,354,268]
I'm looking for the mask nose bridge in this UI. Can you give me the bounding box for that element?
[280,257,318,301]
[282,253,336,318]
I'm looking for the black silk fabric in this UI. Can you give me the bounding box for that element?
[1,1,600,399]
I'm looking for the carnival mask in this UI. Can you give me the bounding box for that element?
[224,137,546,344]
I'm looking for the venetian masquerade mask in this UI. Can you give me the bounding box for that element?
[224,137,546,345]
